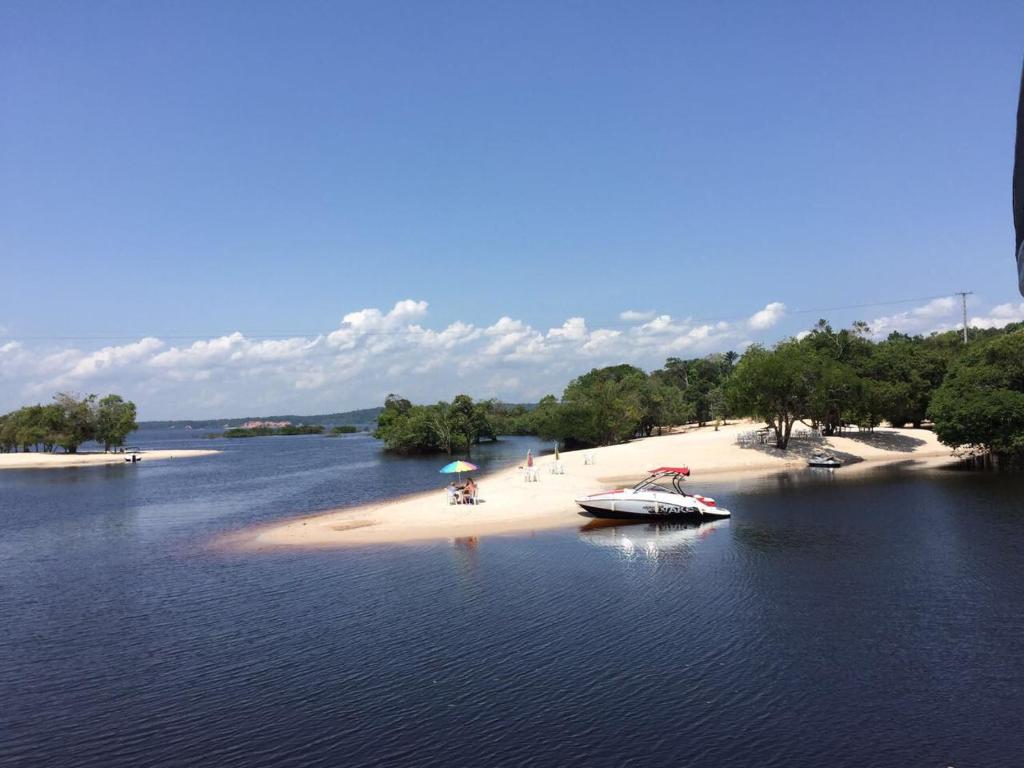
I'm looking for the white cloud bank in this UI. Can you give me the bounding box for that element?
[0,299,789,418]
[969,302,1024,329]
[867,297,1024,339]
[5,295,1018,418]
[869,297,959,338]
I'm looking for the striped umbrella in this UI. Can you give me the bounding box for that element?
[440,460,478,483]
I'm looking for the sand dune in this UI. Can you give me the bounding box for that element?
[240,422,956,550]
[0,449,220,470]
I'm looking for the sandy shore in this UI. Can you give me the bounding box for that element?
[0,449,220,470]
[236,422,957,550]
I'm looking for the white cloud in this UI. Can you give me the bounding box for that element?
[869,297,959,338]
[748,302,786,330]
[4,295,942,418]
[327,299,429,350]
[547,317,587,342]
[63,337,165,382]
[969,302,1024,329]
[619,309,655,322]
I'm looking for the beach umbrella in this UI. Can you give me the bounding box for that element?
[440,460,478,483]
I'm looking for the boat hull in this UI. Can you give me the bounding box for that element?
[576,496,730,521]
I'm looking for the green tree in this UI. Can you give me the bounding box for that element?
[865,332,950,427]
[52,393,97,453]
[728,341,814,449]
[928,332,1024,458]
[559,365,649,447]
[797,320,875,435]
[655,354,735,426]
[95,395,138,451]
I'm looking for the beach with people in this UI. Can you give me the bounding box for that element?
[238,421,957,549]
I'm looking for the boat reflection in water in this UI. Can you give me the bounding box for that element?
[578,517,729,558]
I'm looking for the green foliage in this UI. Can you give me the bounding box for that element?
[727,341,814,448]
[863,332,950,427]
[95,395,138,451]
[223,424,325,438]
[373,393,498,454]
[331,425,359,434]
[52,393,97,453]
[0,392,137,453]
[484,403,535,435]
[654,354,735,426]
[929,332,1024,457]
[527,364,698,448]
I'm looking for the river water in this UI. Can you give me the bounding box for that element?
[2,431,1023,766]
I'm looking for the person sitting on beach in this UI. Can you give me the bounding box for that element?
[447,481,461,504]
[463,478,477,504]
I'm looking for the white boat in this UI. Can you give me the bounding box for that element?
[808,452,842,468]
[575,467,730,520]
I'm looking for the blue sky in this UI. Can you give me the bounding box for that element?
[2,1,1023,418]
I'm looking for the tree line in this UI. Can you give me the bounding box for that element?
[222,424,325,438]
[0,393,138,454]
[373,320,1024,461]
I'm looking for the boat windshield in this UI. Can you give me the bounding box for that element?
[633,472,688,495]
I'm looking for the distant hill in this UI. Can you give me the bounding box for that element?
[139,407,384,431]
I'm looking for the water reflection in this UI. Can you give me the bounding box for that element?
[449,536,481,579]
[578,518,729,559]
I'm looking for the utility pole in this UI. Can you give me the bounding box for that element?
[956,291,973,344]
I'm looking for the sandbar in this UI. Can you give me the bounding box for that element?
[0,449,220,470]
[235,422,958,550]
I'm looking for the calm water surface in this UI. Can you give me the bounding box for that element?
[2,431,1024,767]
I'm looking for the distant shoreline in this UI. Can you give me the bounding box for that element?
[228,421,958,550]
[0,449,220,471]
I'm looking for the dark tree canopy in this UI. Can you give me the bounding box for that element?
[929,332,1024,458]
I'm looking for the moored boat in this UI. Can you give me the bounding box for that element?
[808,452,842,468]
[575,467,730,520]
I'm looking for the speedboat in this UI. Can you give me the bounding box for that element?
[808,452,842,468]
[575,467,730,520]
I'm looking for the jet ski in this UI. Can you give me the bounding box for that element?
[808,452,842,468]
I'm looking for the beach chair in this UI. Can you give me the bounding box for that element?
[465,487,479,505]
[445,487,459,505]
[583,452,595,465]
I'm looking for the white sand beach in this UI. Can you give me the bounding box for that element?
[238,421,957,549]
[0,449,220,470]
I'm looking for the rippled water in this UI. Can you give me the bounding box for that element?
[3,432,1024,766]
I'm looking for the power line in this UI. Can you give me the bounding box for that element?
[0,292,967,343]
[788,293,956,316]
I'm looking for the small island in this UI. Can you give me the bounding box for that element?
[0,391,219,469]
[221,420,325,438]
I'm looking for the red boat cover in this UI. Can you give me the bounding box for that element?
[648,466,690,475]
